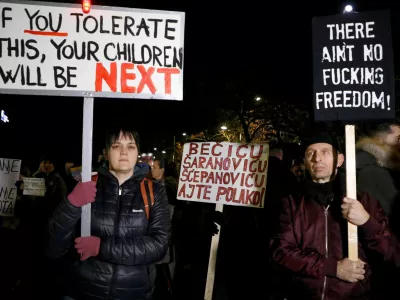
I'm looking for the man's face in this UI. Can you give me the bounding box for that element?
[41,160,54,173]
[305,143,344,183]
[383,125,400,147]
[152,160,164,180]
[107,132,138,175]
[291,164,304,180]
[65,162,74,171]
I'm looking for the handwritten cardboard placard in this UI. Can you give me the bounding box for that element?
[312,10,395,121]
[23,177,45,196]
[177,142,269,208]
[0,158,21,216]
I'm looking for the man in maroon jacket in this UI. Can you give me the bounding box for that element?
[269,131,398,300]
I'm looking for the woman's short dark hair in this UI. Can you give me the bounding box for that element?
[105,128,140,152]
[154,158,165,169]
[165,161,179,178]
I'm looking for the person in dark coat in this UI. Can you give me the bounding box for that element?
[46,128,170,300]
[270,131,399,300]
[59,160,78,194]
[265,146,299,212]
[356,121,400,299]
[32,155,68,225]
[264,146,300,299]
[356,121,400,227]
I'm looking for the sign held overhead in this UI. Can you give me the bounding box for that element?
[312,10,395,121]
[177,142,269,208]
[0,0,185,100]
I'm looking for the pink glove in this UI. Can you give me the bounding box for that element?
[75,236,100,261]
[67,181,96,207]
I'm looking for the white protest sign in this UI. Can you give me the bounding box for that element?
[0,158,21,216]
[0,0,185,100]
[177,142,269,208]
[23,177,45,196]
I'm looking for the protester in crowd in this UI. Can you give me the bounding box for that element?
[270,131,399,300]
[356,120,400,298]
[46,128,170,300]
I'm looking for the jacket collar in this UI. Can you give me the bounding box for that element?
[356,137,400,170]
[98,163,150,187]
[302,170,346,206]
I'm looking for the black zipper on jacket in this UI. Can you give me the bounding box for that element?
[108,186,122,299]
[321,197,333,300]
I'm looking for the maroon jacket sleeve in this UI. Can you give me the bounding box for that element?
[269,197,338,278]
[359,192,400,266]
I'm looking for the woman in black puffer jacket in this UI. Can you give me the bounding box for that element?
[46,128,170,300]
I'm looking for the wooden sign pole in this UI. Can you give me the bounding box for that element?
[81,96,94,237]
[345,125,358,261]
[204,203,224,300]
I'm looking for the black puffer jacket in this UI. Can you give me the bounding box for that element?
[46,164,170,300]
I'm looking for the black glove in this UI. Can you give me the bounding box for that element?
[206,222,219,236]
[212,211,225,226]
[204,211,225,236]
[15,180,23,189]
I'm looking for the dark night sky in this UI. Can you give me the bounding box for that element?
[1,0,399,167]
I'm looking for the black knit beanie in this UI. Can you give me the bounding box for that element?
[304,131,342,153]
